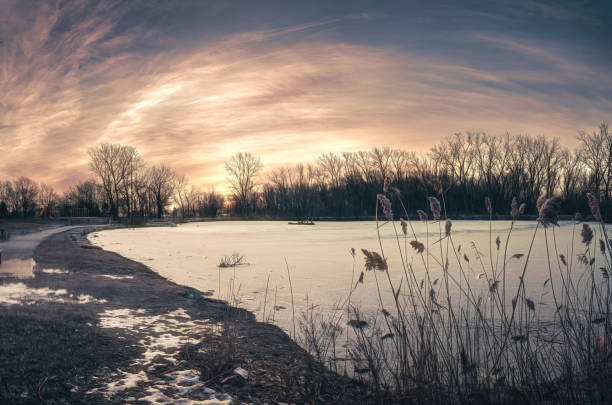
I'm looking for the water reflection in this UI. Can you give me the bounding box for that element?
[0,258,36,278]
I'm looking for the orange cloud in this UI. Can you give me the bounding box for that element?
[1,2,610,194]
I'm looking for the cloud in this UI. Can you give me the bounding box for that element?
[0,0,610,193]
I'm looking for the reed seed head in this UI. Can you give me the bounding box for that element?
[581,223,593,245]
[536,195,546,212]
[428,197,441,220]
[361,249,388,271]
[510,197,519,219]
[525,298,535,312]
[586,192,602,221]
[417,209,428,222]
[410,240,425,253]
[377,194,393,221]
[537,196,561,227]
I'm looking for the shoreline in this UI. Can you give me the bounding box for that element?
[175,214,583,222]
[0,227,369,404]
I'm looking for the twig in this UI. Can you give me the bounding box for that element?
[37,376,48,404]
[285,258,296,339]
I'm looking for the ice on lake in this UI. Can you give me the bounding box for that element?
[90,220,608,336]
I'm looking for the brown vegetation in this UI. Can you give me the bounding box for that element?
[293,191,611,404]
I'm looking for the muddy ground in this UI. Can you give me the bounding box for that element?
[0,228,372,404]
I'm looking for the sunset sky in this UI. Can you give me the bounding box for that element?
[1,0,611,193]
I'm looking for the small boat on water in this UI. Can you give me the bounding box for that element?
[288,220,315,225]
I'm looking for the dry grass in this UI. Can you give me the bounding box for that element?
[218,253,247,268]
[294,192,611,404]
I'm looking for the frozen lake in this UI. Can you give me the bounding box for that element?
[90,220,608,336]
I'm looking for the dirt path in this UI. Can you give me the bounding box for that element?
[0,228,367,404]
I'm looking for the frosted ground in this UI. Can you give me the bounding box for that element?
[90,220,607,336]
[0,226,240,403]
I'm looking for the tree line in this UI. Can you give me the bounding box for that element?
[87,144,222,221]
[0,123,610,221]
[0,144,223,221]
[225,123,612,220]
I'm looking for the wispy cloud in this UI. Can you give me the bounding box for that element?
[0,0,610,192]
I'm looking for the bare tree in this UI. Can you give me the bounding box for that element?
[390,149,414,182]
[12,177,38,217]
[117,147,144,222]
[0,181,11,217]
[559,150,584,203]
[194,188,224,217]
[148,165,176,218]
[318,153,344,188]
[0,181,17,215]
[88,143,140,220]
[221,123,611,219]
[172,174,190,217]
[578,123,612,215]
[541,137,564,198]
[38,183,59,216]
[89,144,125,219]
[225,152,262,216]
[64,180,103,216]
[370,147,393,183]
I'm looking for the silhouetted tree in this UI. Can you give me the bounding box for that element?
[12,177,38,217]
[578,123,612,217]
[225,152,262,216]
[88,143,142,221]
[230,123,611,220]
[64,180,104,216]
[148,165,176,218]
[38,183,58,216]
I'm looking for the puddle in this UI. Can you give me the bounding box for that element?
[88,308,231,403]
[0,258,36,278]
[0,282,107,305]
[1,261,71,278]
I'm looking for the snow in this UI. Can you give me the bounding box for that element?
[102,370,149,395]
[0,282,107,305]
[232,367,248,380]
[91,220,609,333]
[89,307,230,403]
[96,274,134,280]
[40,268,70,274]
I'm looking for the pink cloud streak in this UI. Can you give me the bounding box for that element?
[0,2,610,193]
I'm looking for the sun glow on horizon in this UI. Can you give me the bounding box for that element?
[1,1,610,192]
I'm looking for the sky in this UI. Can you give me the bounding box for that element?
[1,0,611,193]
